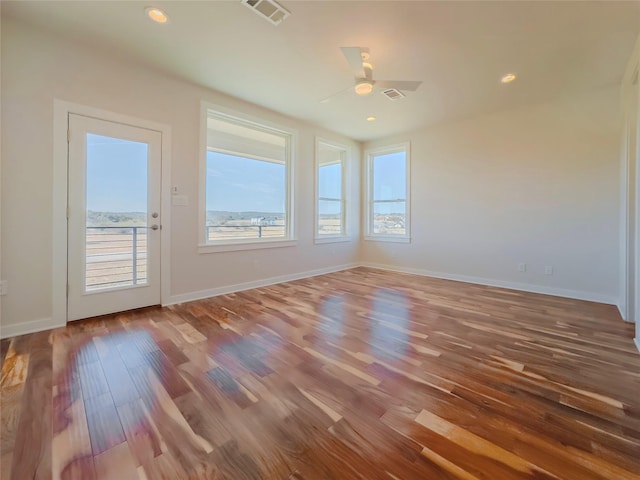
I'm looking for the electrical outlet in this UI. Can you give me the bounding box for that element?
[0,280,7,296]
[517,263,526,272]
[545,266,553,275]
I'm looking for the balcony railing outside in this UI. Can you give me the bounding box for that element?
[85,224,286,291]
[205,224,286,241]
[85,226,147,291]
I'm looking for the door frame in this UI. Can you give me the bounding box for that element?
[620,46,639,326]
[53,100,172,325]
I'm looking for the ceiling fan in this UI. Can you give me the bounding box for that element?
[321,47,422,103]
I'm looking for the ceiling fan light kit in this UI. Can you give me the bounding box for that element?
[321,46,422,102]
[355,80,374,96]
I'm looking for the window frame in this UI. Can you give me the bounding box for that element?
[314,137,350,243]
[364,142,411,243]
[198,102,296,253]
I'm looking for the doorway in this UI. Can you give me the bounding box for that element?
[67,114,163,321]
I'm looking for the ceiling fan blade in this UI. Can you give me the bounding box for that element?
[340,47,366,78]
[375,80,423,92]
[319,85,354,104]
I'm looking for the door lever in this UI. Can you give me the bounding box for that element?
[150,224,160,231]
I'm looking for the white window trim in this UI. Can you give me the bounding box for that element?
[314,137,351,244]
[198,102,296,253]
[199,238,297,254]
[364,141,411,243]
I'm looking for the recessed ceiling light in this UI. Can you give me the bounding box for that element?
[501,73,517,84]
[367,116,377,122]
[145,6,169,24]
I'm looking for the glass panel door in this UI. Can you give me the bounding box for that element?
[68,114,161,321]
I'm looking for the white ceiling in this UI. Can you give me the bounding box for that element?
[3,1,639,141]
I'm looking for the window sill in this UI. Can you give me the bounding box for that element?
[314,236,353,245]
[363,235,411,244]
[198,238,297,254]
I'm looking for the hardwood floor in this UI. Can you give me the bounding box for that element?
[1,267,639,479]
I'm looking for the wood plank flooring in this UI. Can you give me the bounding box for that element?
[1,267,639,479]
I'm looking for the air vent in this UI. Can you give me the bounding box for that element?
[242,0,290,26]
[381,88,405,100]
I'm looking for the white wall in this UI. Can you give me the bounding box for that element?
[0,9,4,325]
[0,17,360,335]
[361,86,622,304]
[0,15,629,338]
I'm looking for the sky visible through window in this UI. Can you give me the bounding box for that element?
[318,163,342,215]
[373,151,406,214]
[206,151,286,213]
[86,134,148,213]
[85,136,405,216]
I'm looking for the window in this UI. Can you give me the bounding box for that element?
[201,105,294,250]
[316,139,348,240]
[365,143,410,242]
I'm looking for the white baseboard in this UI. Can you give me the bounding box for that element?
[635,337,640,354]
[617,303,628,322]
[164,262,359,306]
[0,317,65,339]
[359,262,618,305]
[1,261,624,339]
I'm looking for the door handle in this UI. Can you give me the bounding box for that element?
[150,224,160,231]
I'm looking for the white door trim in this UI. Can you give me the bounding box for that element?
[53,99,172,326]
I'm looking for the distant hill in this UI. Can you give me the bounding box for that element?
[206,210,284,224]
[87,211,146,227]
[87,211,287,227]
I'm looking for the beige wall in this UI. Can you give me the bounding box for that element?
[0,18,360,334]
[362,86,622,303]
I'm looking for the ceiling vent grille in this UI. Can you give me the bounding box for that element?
[242,0,290,26]
[381,88,405,100]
